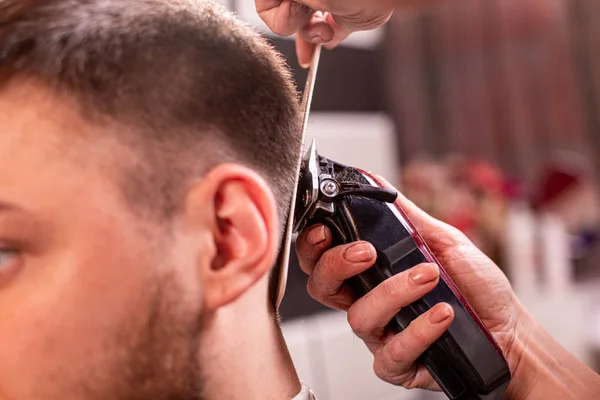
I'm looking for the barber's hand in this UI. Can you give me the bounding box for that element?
[295,174,523,391]
[255,1,393,67]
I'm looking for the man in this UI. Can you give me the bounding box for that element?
[0,1,306,399]
[257,0,600,399]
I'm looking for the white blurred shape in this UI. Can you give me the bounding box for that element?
[505,202,538,295]
[538,212,573,293]
[303,113,400,188]
[282,311,421,400]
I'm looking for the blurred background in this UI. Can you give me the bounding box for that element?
[220,1,600,399]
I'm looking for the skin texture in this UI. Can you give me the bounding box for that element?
[255,0,394,66]
[295,176,600,398]
[0,79,300,400]
[296,177,522,390]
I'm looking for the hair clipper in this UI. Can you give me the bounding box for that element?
[292,140,511,400]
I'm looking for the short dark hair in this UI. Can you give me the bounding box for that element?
[0,0,302,227]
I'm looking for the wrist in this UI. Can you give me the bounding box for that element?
[502,301,538,400]
[502,299,600,399]
[502,303,538,399]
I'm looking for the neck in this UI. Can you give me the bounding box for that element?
[199,287,301,400]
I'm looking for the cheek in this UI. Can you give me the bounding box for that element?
[0,227,157,399]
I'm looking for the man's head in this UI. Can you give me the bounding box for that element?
[0,1,301,399]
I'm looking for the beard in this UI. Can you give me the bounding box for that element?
[84,272,205,400]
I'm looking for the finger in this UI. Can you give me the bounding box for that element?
[306,241,377,310]
[370,173,498,302]
[298,11,335,44]
[295,224,333,275]
[332,9,393,32]
[295,33,316,68]
[378,362,440,391]
[256,0,314,37]
[323,12,351,50]
[373,302,453,389]
[347,263,440,345]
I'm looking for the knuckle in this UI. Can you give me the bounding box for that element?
[407,321,427,345]
[318,247,336,267]
[291,2,312,16]
[320,247,345,274]
[338,12,389,30]
[401,374,420,390]
[320,251,337,271]
[387,339,408,364]
[347,309,367,337]
[381,278,403,304]
[373,358,389,381]
[375,347,419,388]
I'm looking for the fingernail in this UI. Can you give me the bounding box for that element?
[429,304,452,324]
[306,225,326,245]
[409,263,439,285]
[343,242,374,263]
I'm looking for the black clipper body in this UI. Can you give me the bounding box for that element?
[293,141,511,400]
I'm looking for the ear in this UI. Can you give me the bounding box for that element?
[183,163,280,312]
